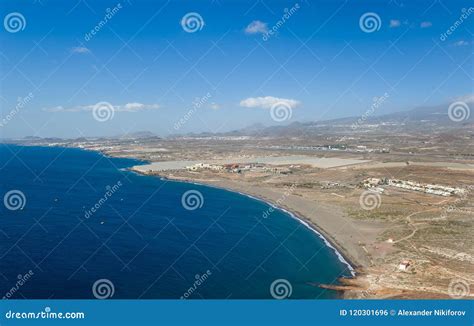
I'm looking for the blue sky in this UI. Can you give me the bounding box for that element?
[0,0,472,138]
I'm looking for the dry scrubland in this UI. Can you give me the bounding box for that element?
[143,164,473,299]
[25,126,474,299]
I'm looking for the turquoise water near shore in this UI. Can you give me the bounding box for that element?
[0,144,352,299]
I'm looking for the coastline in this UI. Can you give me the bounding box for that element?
[5,138,472,299]
[3,144,370,271]
[128,168,374,275]
[12,144,467,298]
[174,176,357,276]
[5,143,370,295]
[128,169,370,297]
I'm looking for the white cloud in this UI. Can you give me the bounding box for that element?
[71,46,91,54]
[245,20,268,34]
[239,96,300,109]
[121,102,160,112]
[420,21,432,28]
[389,19,401,28]
[209,103,220,110]
[453,40,469,47]
[43,103,160,112]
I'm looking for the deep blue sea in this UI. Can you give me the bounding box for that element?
[0,144,352,299]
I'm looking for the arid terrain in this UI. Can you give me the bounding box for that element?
[11,116,474,299]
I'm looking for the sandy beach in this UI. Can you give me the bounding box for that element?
[130,155,386,273]
[129,156,386,275]
[130,167,387,271]
[16,140,473,299]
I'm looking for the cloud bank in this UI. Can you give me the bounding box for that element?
[43,102,160,112]
[239,96,300,109]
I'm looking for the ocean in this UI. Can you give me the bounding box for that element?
[0,144,352,299]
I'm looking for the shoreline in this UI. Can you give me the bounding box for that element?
[5,140,472,299]
[129,168,370,276]
[181,177,357,276]
[162,174,357,276]
[4,143,368,294]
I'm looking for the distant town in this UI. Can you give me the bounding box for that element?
[11,108,473,299]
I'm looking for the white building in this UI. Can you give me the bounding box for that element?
[398,260,411,271]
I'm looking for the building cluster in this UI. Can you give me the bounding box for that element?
[185,162,292,174]
[354,145,390,153]
[267,144,389,154]
[185,163,224,172]
[363,178,465,197]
